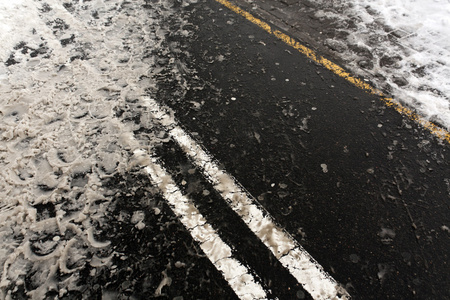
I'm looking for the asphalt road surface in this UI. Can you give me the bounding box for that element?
[148,1,450,299]
[1,0,449,299]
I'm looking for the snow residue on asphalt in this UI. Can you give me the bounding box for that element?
[0,0,176,297]
[316,0,450,130]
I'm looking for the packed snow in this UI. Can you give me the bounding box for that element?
[315,0,450,130]
[0,0,193,298]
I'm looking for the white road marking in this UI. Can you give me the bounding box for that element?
[143,97,350,300]
[132,149,267,300]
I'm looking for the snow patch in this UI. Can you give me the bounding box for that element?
[0,0,184,297]
[314,0,450,130]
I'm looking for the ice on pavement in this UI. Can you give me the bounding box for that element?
[315,0,450,130]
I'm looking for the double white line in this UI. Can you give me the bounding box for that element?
[137,97,349,300]
[135,150,267,299]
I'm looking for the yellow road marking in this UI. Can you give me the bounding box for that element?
[215,0,450,144]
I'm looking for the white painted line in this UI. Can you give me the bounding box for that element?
[143,97,350,300]
[132,149,267,300]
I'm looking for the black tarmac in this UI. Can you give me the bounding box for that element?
[149,1,450,299]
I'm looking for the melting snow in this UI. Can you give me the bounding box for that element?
[315,0,450,130]
[0,0,188,297]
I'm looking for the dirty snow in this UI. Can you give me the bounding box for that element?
[0,0,188,297]
[316,0,450,130]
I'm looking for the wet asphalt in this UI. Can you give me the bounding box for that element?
[149,0,450,299]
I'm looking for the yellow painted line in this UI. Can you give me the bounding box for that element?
[214,0,450,144]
